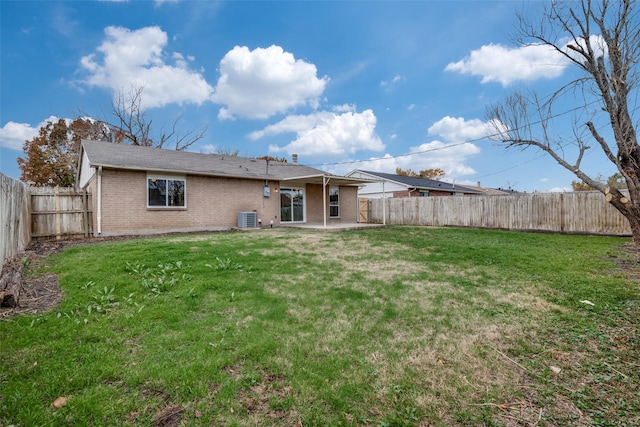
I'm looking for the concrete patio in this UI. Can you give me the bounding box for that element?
[280,222,386,231]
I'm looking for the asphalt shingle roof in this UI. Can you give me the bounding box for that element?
[80,140,328,181]
[357,170,481,194]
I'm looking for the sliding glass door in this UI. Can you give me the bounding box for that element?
[280,188,305,223]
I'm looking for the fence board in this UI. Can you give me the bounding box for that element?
[368,192,632,236]
[1,174,31,272]
[29,187,93,240]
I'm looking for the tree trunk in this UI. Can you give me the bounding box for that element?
[0,262,24,308]
[625,211,640,247]
[607,187,640,245]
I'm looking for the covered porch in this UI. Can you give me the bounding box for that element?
[279,174,378,229]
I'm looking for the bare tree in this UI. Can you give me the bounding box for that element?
[487,0,640,244]
[109,84,207,150]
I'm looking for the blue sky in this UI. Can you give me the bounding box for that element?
[0,0,619,192]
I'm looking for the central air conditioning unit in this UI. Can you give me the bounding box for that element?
[237,211,258,228]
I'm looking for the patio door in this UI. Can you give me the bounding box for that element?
[280,188,305,223]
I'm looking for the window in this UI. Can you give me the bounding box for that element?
[419,191,429,197]
[148,176,186,208]
[280,188,305,222]
[329,187,339,217]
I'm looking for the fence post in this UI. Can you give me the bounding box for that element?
[54,186,61,240]
[83,189,89,238]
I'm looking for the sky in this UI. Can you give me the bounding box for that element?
[0,0,621,193]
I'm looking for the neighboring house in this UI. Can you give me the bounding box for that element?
[345,170,482,198]
[77,140,371,236]
[456,182,519,196]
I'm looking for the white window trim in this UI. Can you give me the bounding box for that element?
[147,174,187,209]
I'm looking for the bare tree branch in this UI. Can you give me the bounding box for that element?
[107,84,207,150]
[487,0,640,244]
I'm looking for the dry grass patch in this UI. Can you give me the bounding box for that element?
[2,226,636,426]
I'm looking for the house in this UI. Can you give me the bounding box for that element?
[345,170,482,198]
[455,182,519,196]
[77,140,372,236]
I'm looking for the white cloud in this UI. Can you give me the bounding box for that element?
[250,109,384,157]
[445,42,569,86]
[331,117,483,178]
[0,116,60,151]
[403,140,479,177]
[332,104,356,113]
[545,186,571,193]
[79,26,213,108]
[428,116,495,143]
[155,0,179,6]
[330,139,479,178]
[199,144,216,154]
[212,45,329,120]
[380,74,404,91]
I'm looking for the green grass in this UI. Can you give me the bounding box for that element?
[1,226,638,426]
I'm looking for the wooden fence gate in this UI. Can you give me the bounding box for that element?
[30,187,93,240]
[359,198,369,223]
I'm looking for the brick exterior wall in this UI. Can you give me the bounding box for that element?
[305,184,358,223]
[305,184,324,223]
[85,168,361,236]
[338,186,358,222]
[87,169,282,236]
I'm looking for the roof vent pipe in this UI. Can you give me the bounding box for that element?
[292,154,298,164]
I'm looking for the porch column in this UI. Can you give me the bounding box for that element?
[322,175,328,228]
[382,180,386,225]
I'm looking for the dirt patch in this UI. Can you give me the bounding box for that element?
[0,236,138,319]
[615,243,640,282]
[236,372,300,424]
[0,240,68,318]
[152,404,185,427]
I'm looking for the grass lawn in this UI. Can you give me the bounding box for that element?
[1,226,638,426]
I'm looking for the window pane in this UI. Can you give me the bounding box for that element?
[329,187,339,217]
[167,180,185,207]
[148,179,166,206]
[293,190,304,222]
[280,191,292,222]
[329,188,339,205]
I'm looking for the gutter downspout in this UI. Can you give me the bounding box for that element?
[97,166,102,235]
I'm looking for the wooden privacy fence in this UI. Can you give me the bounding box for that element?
[1,173,31,273]
[1,177,92,306]
[30,187,93,240]
[368,192,632,236]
